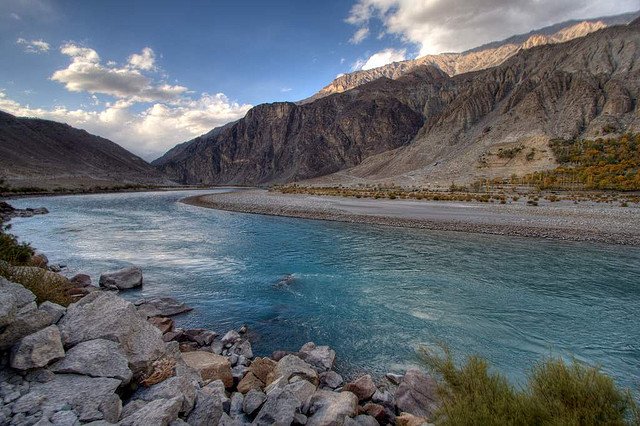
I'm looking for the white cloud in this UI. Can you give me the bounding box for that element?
[16,38,50,54]
[351,48,406,71]
[10,12,21,20]
[128,47,156,71]
[346,0,640,55]
[280,87,292,92]
[51,43,187,102]
[349,27,370,44]
[0,89,251,160]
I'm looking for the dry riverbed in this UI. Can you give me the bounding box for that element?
[182,189,640,246]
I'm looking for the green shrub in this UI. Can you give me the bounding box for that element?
[0,232,34,265]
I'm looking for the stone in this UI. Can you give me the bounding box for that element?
[133,376,196,414]
[0,292,18,328]
[163,330,183,343]
[294,412,308,425]
[319,371,343,389]
[13,374,121,423]
[181,351,233,388]
[209,340,224,355]
[119,397,181,426]
[0,305,59,350]
[229,392,244,417]
[50,410,78,425]
[232,365,248,381]
[69,274,92,288]
[395,369,439,419]
[371,389,395,409]
[10,325,65,370]
[268,355,319,386]
[237,372,265,393]
[238,324,248,334]
[351,414,379,426]
[38,302,66,324]
[284,380,317,412]
[0,277,36,309]
[298,342,335,372]
[272,350,289,361]
[253,388,300,426]
[135,297,193,318]
[362,402,388,423]
[306,389,358,426]
[187,385,225,425]
[51,339,133,384]
[342,375,377,402]
[58,292,166,373]
[148,317,175,334]
[230,339,253,359]
[242,389,266,415]
[385,373,403,385]
[98,266,142,290]
[248,357,276,383]
[396,412,432,426]
[181,329,216,346]
[221,330,240,345]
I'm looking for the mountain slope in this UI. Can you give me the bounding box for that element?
[0,111,175,190]
[303,11,639,103]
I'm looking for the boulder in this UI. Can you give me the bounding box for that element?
[135,297,193,318]
[0,277,36,309]
[348,415,379,426]
[249,357,276,383]
[284,379,317,411]
[230,339,253,359]
[237,372,265,393]
[362,402,389,424]
[385,373,403,385]
[307,389,358,426]
[343,375,377,402]
[58,291,166,373]
[267,355,319,386]
[133,375,196,414]
[50,338,132,384]
[181,328,216,346]
[395,369,439,419]
[13,374,122,423]
[187,381,227,425]
[38,301,66,324]
[372,389,395,410]
[0,292,17,328]
[119,397,181,426]
[396,412,432,426]
[243,389,267,416]
[319,371,343,389]
[99,266,142,290]
[148,317,175,334]
[181,351,233,388]
[253,388,300,426]
[221,330,240,345]
[69,274,92,288]
[10,325,65,370]
[298,342,335,372]
[229,392,244,417]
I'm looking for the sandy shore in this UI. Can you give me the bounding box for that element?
[182,190,640,246]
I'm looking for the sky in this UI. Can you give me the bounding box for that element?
[1,0,638,160]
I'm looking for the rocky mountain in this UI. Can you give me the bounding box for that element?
[0,111,174,190]
[303,11,639,103]
[155,19,640,187]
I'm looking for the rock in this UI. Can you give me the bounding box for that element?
[133,376,196,414]
[0,292,17,328]
[10,325,65,370]
[272,350,289,361]
[396,412,432,426]
[50,410,79,425]
[187,384,226,425]
[0,277,36,309]
[371,389,395,410]
[135,297,193,318]
[306,389,358,426]
[163,329,183,343]
[218,412,245,426]
[58,291,166,374]
[284,379,317,412]
[268,355,319,386]
[253,388,300,426]
[238,325,248,334]
[294,412,308,425]
[362,402,389,424]
[319,371,343,389]
[98,266,143,290]
[298,342,335,372]
[395,369,439,419]
[181,329,216,346]
[148,317,175,334]
[385,373,403,385]
[180,342,199,352]
[13,374,121,423]
[232,365,248,381]
[342,375,377,402]
[51,339,132,383]
[249,357,276,383]
[242,389,266,416]
[230,339,253,359]
[209,340,224,355]
[221,330,240,345]
[69,274,92,288]
[119,397,181,426]
[351,414,379,426]
[1,304,59,350]
[229,392,244,417]
[38,302,66,324]
[237,372,265,393]
[181,351,233,388]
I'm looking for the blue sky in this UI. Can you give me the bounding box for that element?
[0,0,637,159]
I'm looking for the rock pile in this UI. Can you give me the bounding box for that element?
[0,274,439,425]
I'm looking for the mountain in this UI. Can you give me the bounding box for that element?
[0,111,175,190]
[155,19,640,187]
[302,11,639,103]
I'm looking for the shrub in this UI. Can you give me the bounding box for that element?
[0,262,73,307]
[0,232,34,265]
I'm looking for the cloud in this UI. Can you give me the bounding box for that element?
[51,43,187,102]
[280,87,292,92]
[351,48,406,71]
[0,89,251,160]
[10,12,21,20]
[346,0,640,55]
[16,38,50,53]
[349,27,370,44]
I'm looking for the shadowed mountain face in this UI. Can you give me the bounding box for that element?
[155,20,640,187]
[0,111,174,190]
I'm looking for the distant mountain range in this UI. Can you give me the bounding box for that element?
[0,111,173,190]
[154,13,640,187]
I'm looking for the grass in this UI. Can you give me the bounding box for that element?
[420,345,639,425]
[0,230,34,265]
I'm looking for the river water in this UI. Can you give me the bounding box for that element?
[8,190,640,390]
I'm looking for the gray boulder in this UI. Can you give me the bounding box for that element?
[135,297,193,318]
[230,339,253,359]
[229,392,244,417]
[343,375,377,402]
[253,387,300,426]
[0,292,18,328]
[395,369,439,419]
[0,304,59,350]
[13,374,121,423]
[307,389,358,426]
[50,339,132,384]
[133,376,196,414]
[58,291,166,373]
[0,276,36,308]
[38,302,66,324]
[10,325,65,370]
[283,379,317,412]
[99,266,142,290]
[268,355,319,386]
[298,342,335,372]
[186,382,226,425]
[242,389,266,416]
[319,371,343,389]
[221,330,240,345]
[120,397,181,426]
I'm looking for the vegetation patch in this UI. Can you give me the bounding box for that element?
[497,145,524,159]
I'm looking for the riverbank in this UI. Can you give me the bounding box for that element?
[182,190,640,246]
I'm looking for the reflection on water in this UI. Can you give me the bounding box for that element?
[9,190,640,389]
